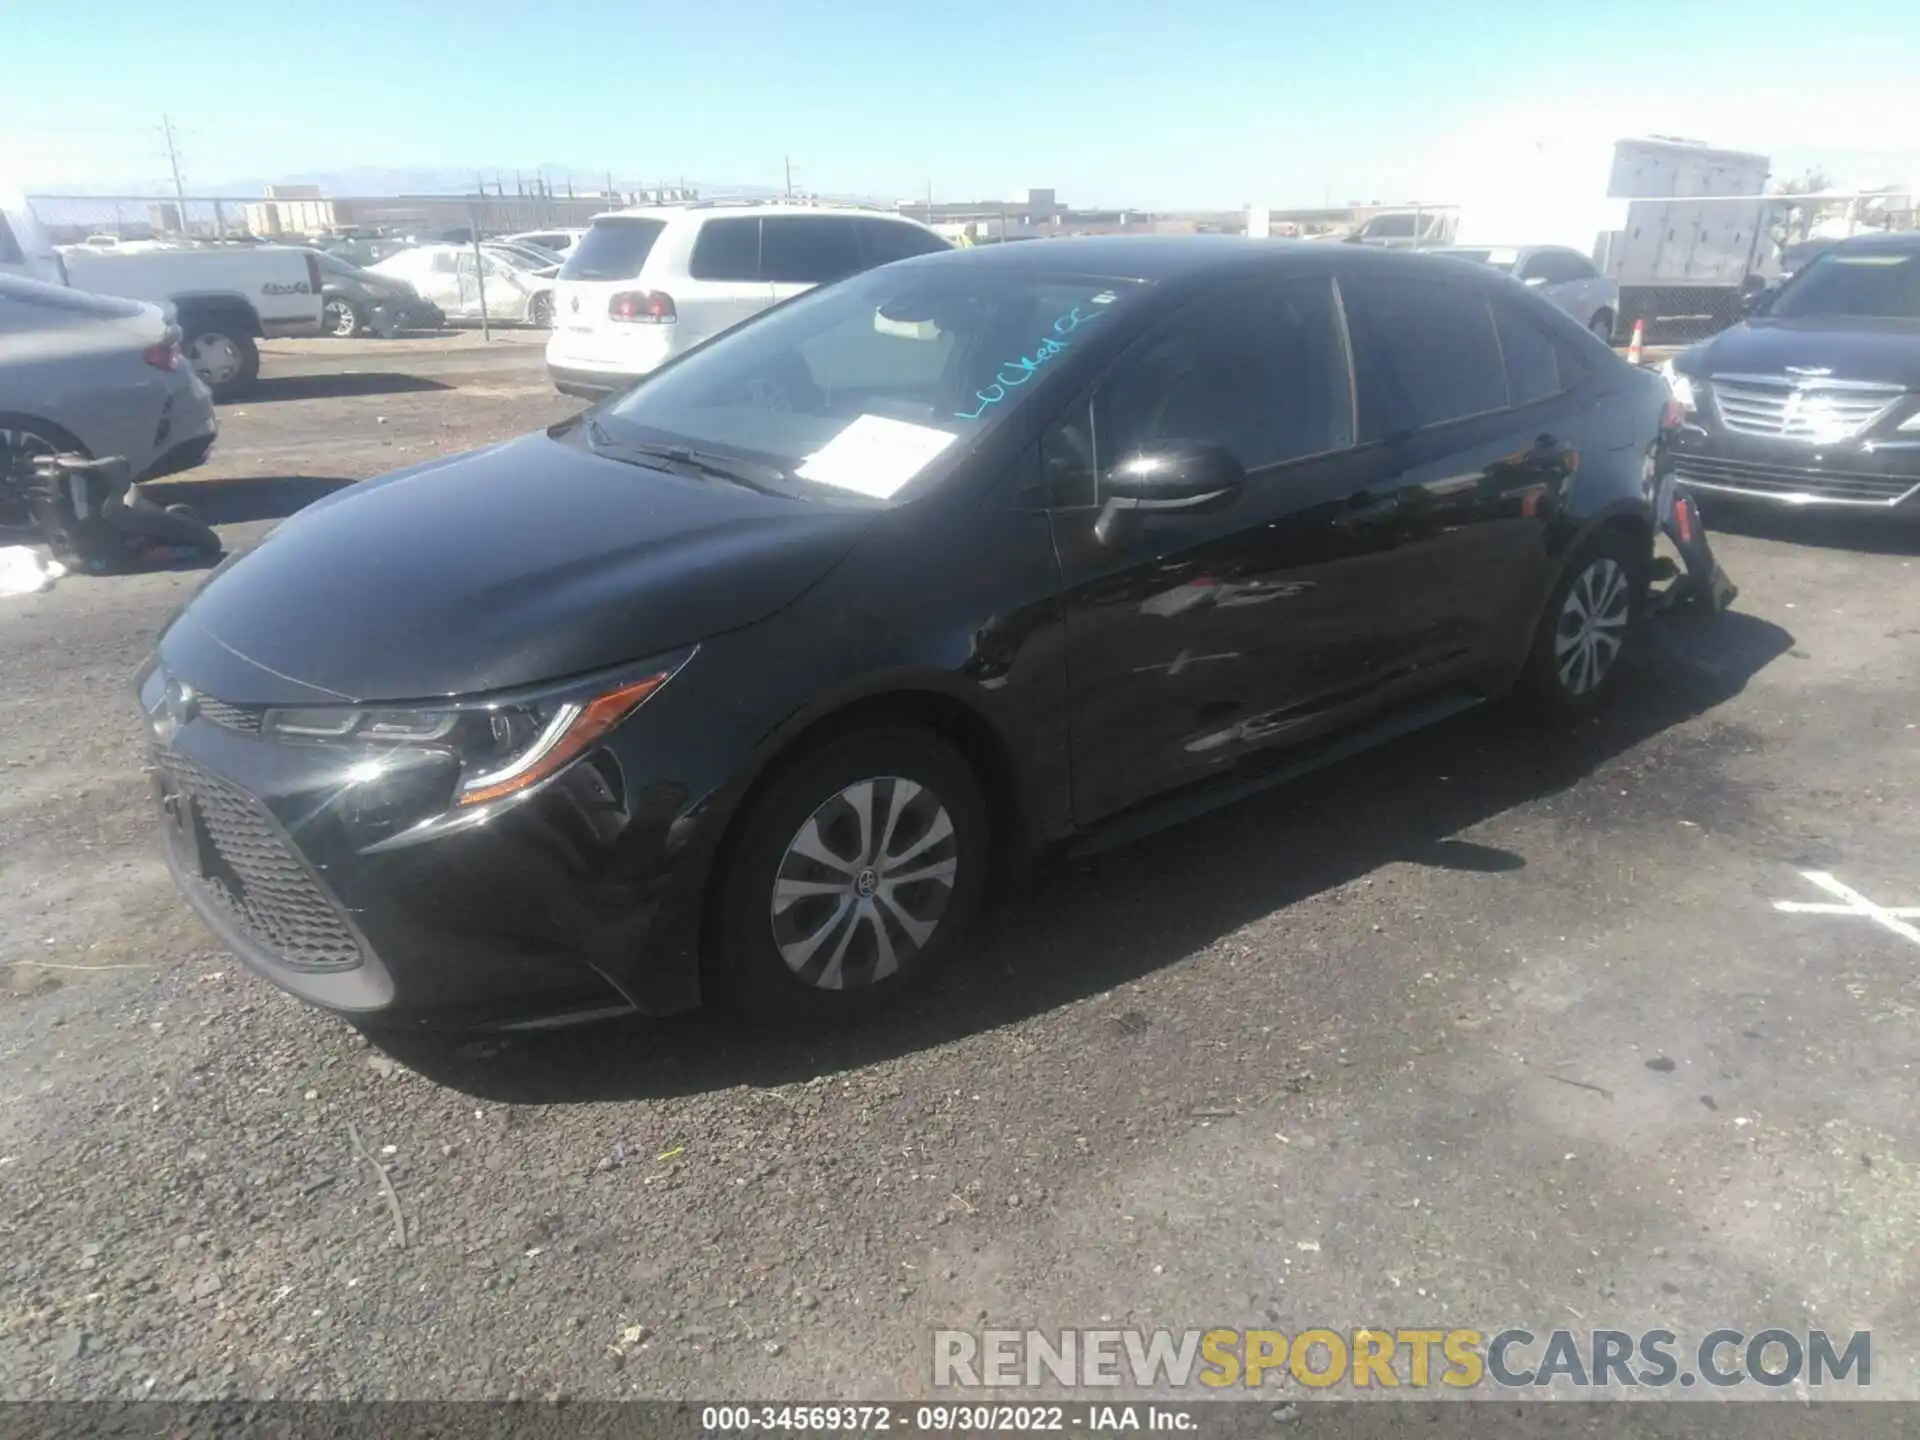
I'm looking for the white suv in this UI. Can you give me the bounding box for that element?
[544,202,950,398]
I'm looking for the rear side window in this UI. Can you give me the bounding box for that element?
[560,218,667,282]
[1493,301,1564,407]
[1341,276,1508,437]
[760,217,861,285]
[688,218,761,282]
[855,220,950,267]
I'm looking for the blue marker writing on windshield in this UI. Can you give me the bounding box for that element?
[955,305,1104,420]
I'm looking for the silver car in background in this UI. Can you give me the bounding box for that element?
[0,274,218,481]
[1436,244,1621,343]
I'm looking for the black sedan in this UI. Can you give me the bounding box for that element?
[1664,231,1920,512]
[139,237,1684,1031]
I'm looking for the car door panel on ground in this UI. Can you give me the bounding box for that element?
[1047,275,1419,824]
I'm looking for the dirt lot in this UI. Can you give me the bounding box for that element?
[1,337,1917,1405]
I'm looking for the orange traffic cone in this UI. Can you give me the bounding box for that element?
[1626,318,1645,365]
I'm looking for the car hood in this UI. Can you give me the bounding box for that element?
[1679,316,1920,388]
[162,431,876,704]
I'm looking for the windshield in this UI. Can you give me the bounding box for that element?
[1770,249,1920,321]
[315,252,372,281]
[560,217,668,282]
[599,264,1144,500]
[491,241,563,268]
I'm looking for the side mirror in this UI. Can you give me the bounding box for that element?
[1095,440,1246,546]
[1742,286,1773,317]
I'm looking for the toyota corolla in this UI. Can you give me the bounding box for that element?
[140,237,1688,1031]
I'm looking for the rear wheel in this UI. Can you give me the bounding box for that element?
[181,321,261,401]
[709,728,989,1026]
[527,292,553,329]
[1517,528,1646,717]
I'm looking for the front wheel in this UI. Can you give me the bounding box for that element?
[709,728,989,1026]
[526,292,553,329]
[323,298,365,338]
[1517,528,1646,717]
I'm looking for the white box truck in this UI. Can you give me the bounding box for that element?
[1439,134,1778,340]
[1596,137,1775,338]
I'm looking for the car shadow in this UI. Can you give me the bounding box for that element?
[140,474,355,526]
[1699,498,1920,556]
[234,373,453,404]
[369,604,1795,1104]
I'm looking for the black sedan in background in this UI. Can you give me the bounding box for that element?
[1664,231,1920,512]
[140,237,1683,1031]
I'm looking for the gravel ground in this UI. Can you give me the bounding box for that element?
[1,339,1916,1405]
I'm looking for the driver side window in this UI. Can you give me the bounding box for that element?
[1043,278,1353,510]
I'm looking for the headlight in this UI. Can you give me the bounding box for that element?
[259,654,688,808]
[1659,359,1696,411]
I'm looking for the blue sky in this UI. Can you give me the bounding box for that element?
[4,0,1918,208]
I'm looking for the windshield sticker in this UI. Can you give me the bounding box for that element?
[874,310,943,342]
[955,303,1106,421]
[795,414,959,499]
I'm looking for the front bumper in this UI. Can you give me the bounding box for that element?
[138,656,723,1029]
[1669,425,1920,510]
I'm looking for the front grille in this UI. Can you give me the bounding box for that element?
[1674,454,1920,507]
[1706,375,1906,442]
[193,695,262,734]
[162,755,365,973]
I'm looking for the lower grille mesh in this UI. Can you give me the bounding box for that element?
[1675,456,1920,506]
[163,756,365,973]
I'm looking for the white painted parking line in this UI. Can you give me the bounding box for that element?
[1772,870,1920,948]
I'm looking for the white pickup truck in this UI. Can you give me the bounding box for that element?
[3,191,323,399]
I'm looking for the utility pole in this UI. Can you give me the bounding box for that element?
[161,113,189,234]
[784,155,793,198]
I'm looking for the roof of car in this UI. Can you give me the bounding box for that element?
[1826,230,1920,254]
[585,202,938,226]
[882,233,1525,283]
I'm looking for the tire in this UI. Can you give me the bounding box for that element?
[0,419,88,528]
[708,728,989,1026]
[0,418,88,470]
[527,292,553,329]
[323,298,365,338]
[1517,527,1647,717]
[1589,309,1616,344]
[180,321,261,401]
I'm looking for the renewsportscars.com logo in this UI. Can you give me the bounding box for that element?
[933,1327,1872,1391]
